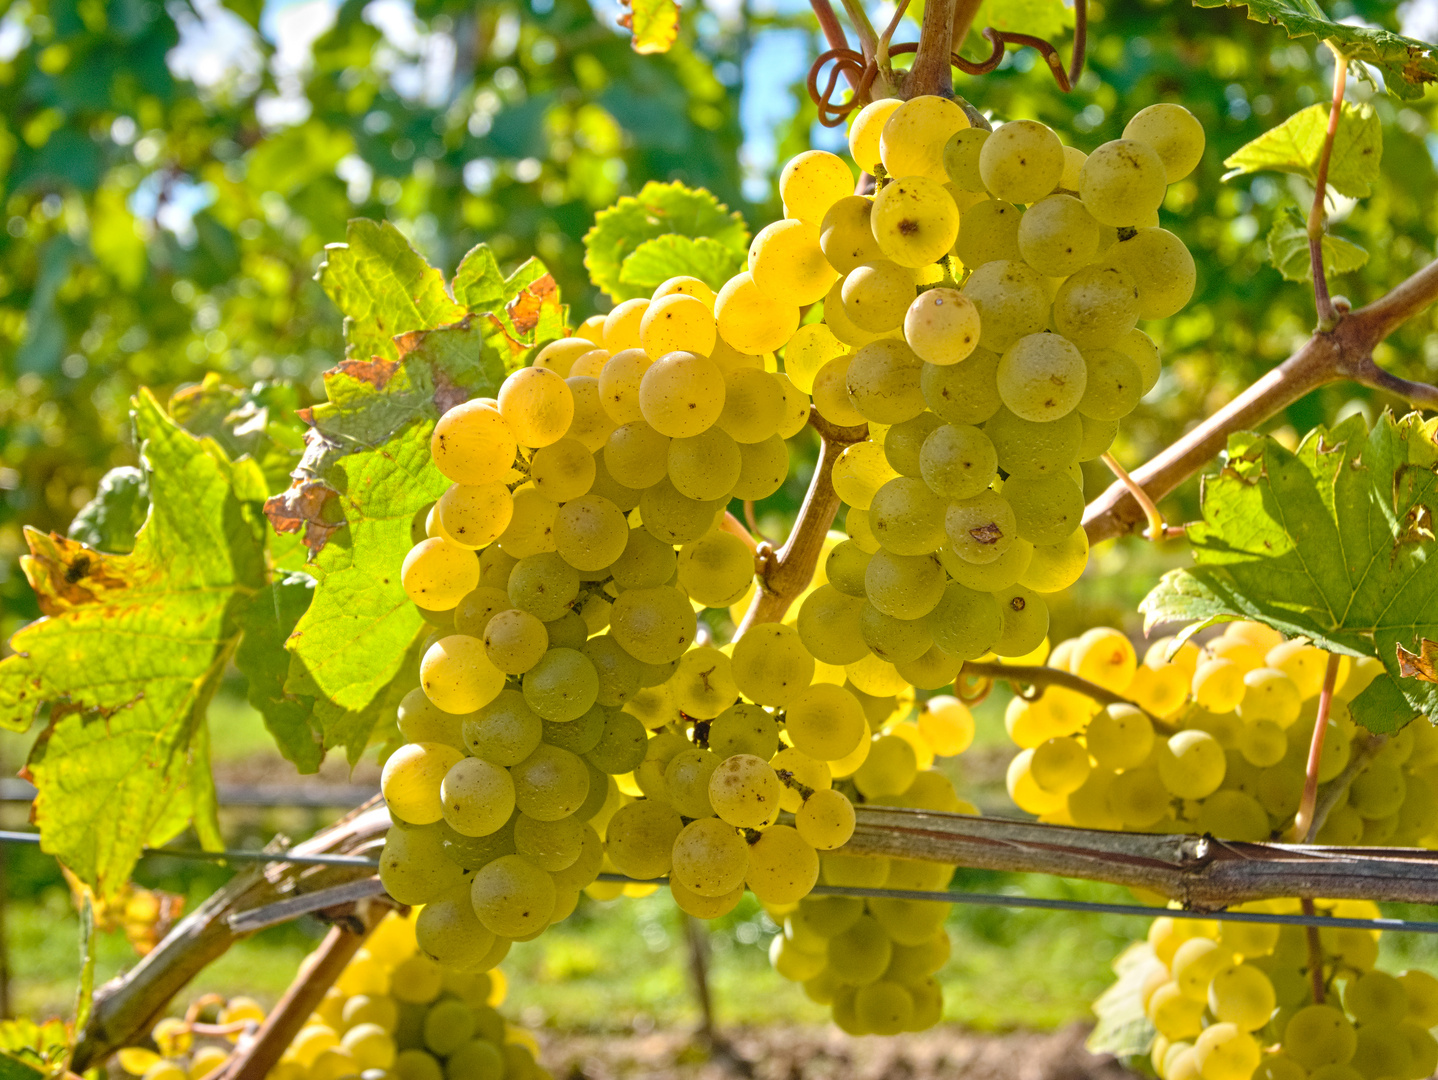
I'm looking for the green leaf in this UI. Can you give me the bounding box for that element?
[621,0,679,54]
[1193,0,1438,100]
[67,467,147,555]
[584,181,749,303]
[1139,412,1438,735]
[0,391,267,897]
[979,0,1072,42]
[236,572,322,772]
[317,219,466,363]
[451,244,508,310]
[617,235,745,295]
[1223,101,1383,198]
[0,1057,46,1080]
[1087,942,1162,1061]
[453,246,570,349]
[1266,207,1369,282]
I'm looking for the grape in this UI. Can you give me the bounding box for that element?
[1285,1007,1359,1070]
[1031,735,1090,794]
[1018,193,1100,275]
[671,816,750,896]
[984,407,1081,479]
[859,602,932,664]
[918,422,996,499]
[529,438,595,502]
[402,538,479,611]
[954,199,1022,269]
[904,287,980,366]
[925,583,1003,661]
[676,530,754,607]
[841,260,916,332]
[979,119,1064,204]
[1198,790,1269,840]
[1052,264,1139,349]
[715,270,801,354]
[881,411,942,477]
[421,635,506,714]
[945,489,1018,563]
[848,97,904,173]
[781,149,854,224]
[609,585,698,664]
[380,821,471,904]
[820,195,884,275]
[445,1041,506,1080]
[534,337,596,378]
[432,401,518,486]
[496,487,559,558]
[709,753,782,828]
[774,377,813,437]
[606,799,683,878]
[1123,102,1205,182]
[671,646,739,719]
[870,175,959,267]
[603,297,649,352]
[995,332,1087,423]
[730,622,815,706]
[463,689,543,767]
[382,743,463,825]
[469,853,555,938]
[1079,139,1169,227]
[1193,1023,1260,1080]
[716,368,784,443]
[863,547,945,620]
[638,478,720,544]
[822,279,880,348]
[1002,473,1084,545]
[853,734,917,798]
[1103,227,1196,319]
[921,347,1003,424]
[553,493,628,572]
[749,218,838,305]
[992,584,1048,657]
[783,321,847,393]
[655,274,718,307]
[522,648,599,722]
[879,94,969,180]
[584,709,647,774]
[1158,730,1226,798]
[439,756,516,837]
[507,551,579,621]
[943,127,989,190]
[1117,327,1163,395]
[845,338,926,423]
[834,440,899,509]
[1076,347,1143,421]
[811,356,867,428]
[746,823,820,904]
[961,260,1049,352]
[940,535,1032,593]
[597,348,652,425]
[638,292,716,360]
[796,787,857,850]
[668,427,741,500]
[636,350,727,439]
[497,366,574,448]
[869,476,946,554]
[510,742,590,819]
[1072,627,1136,690]
[914,696,974,757]
[397,687,466,751]
[604,421,670,489]
[786,683,867,761]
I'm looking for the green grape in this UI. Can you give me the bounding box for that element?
[529,437,595,502]
[771,932,826,982]
[497,366,574,449]
[796,787,857,850]
[584,709,648,774]
[1074,413,1118,461]
[606,799,683,878]
[853,734,917,798]
[708,702,780,760]
[469,853,555,938]
[781,148,855,223]
[588,454,642,514]
[841,260,917,333]
[961,260,1049,352]
[863,548,945,619]
[920,348,1003,425]
[637,351,726,439]
[846,652,908,697]
[597,348,652,425]
[1019,526,1088,593]
[522,648,599,722]
[402,538,480,612]
[497,486,559,558]
[870,175,959,267]
[668,427,741,501]
[1399,970,1438,1026]
[1238,718,1287,767]
[783,322,847,394]
[509,742,590,820]
[1236,667,1302,726]
[869,476,946,554]
[859,603,933,664]
[730,622,815,707]
[609,585,698,664]
[796,585,868,664]
[1158,729,1227,798]
[638,477,722,545]
[1193,1023,1260,1080]
[604,299,650,354]
[411,889,497,973]
[1017,193,1099,276]
[828,913,893,985]
[1352,1025,1415,1080]
[1105,766,1168,827]
[512,811,585,873]
[343,993,399,1031]
[1123,102,1205,183]
[746,823,820,904]
[382,742,463,825]
[676,530,753,607]
[749,218,837,306]
[903,287,980,367]
[1083,705,1152,772]
[845,505,881,554]
[715,270,801,355]
[610,526,677,590]
[379,821,471,904]
[845,338,926,424]
[444,1041,505,1080]
[819,195,883,275]
[995,332,1087,423]
[341,1023,397,1072]
[671,646,739,719]
[709,753,782,828]
[1058,144,1087,191]
[1350,759,1406,818]
[870,895,949,947]
[716,368,784,443]
[1079,138,1168,228]
[1002,473,1084,545]
[848,97,904,173]
[826,540,873,597]
[439,756,516,837]
[553,493,628,573]
[984,407,1081,479]
[421,635,505,715]
[1052,265,1140,349]
[879,94,969,180]
[1197,790,1269,841]
[638,292,716,360]
[432,401,518,486]
[944,489,1018,564]
[811,356,868,429]
[943,127,989,190]
[1103,227,1196,319]
[671,815,749,896]
[938,538,1032,593]
[822,278,880,348]
[566,373,618,451]
[1074,347,1144,422]
[992,584,1048,657]
[394,1049,444,1080]
[479,608,546,675]
[786,683,867,761]
[1116,327,1162,395]
[772,750,833,815]
[662,747,719,817]
[535,336,597,377]
[978,119,1064,204]
[542,703,607,756]
[953,199,1022,269]
[506,552,579,622]
[548,608,591,648]
[1031,735,1090,794]
[833,439,898,509]
[437,483,514,550]
[733,434,792,501]
[917,422,996,499]
[397,687,466,751]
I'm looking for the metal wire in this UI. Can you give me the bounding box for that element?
[0,830,381,869]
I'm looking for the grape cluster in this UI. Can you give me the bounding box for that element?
[1140,905,1438,1080]
[1003,621,1438,846]
[119,1001,265,1080]
[793,97,1203,682]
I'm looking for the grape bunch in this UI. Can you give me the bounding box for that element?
[1002,620,1438,846]
[119,1000,265,1080]
[792,96,1203,684]
[1138,904,1438,1080]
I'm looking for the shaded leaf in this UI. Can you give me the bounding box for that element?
[618,235,745,295]
[1223,101,1383,198]
[1266,207,1368,282]
[618,0,679,54]
[67,467,147,555]
[236,572,322,772]
[1140,412,1438,735]
[0,391,267,897]
[1193,0,1438,100]
[1087,941,1162,1060]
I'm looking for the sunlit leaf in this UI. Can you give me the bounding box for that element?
[1266,207,1369,282]
[1224,101,1382,198]
[619,0,680,54]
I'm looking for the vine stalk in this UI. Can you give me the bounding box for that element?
[1294,654,1342,842]
[1309,47,1348,331]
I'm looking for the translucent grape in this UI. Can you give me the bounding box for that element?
[841,260,917,333]
[1052,265,1140,349]
[979,119,1064,204]
[638,292,716,360]
[716,368,784,443]
[432,401,518,486]
[922,348,1003,425]
[715,271,801,355]
[421,635,506,714]
[676,530,755,608]
[730,622,816,706]
[745,823,820,904]
[534,336,596,377]
[1079,139,1168,227]
[953,199,1022,269]
[603,297,649,353]
[1123,103,1205,183]
[819,195,884,275]
[870,175,960,267]
[961,260,1049,352]
[1017,193,1099,276]
[638,350,726,439]
[522,647,599,722]
[904,287,980,366]
[845,338,926,424]
[402,538,479,611]
[709,753,782,828]
[945,489,1018,563]
[995,333,1087,423]
[1002,473,1084,545]
[497,366,574,448]
[609,585,698,664]
[604,421,670,489]
[943,127,989,190]
[668,427,741,501]
[780,149,855,224]
[749,218,837,306]
[879,94,969,181]
[596,348,652,425]
[382,742,464,825]
[847,97,904,173]
[671,816,749,896]
[530,438,595,502]
[469,854,556,938]
[510,742,590,820]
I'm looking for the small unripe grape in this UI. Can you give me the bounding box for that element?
[978,119,1064,204]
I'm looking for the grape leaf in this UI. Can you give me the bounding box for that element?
[618,0,679,54]
[67,467,147,555]
[980,0,1072,41]
[618,235,745,295]
[0,390,267,897]
[452,247,569,353]
[1194,0,1438,99]
[1223,102,1382,198]
[584,181,750,302]
[1140,412,1438,735]
[317,219,466,364]
[1087,942,1162,1061]
[235,572,321,772]
[1266,207,1369,282]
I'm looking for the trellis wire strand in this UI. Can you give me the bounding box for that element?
[0,830,379,868]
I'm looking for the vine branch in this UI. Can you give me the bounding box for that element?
[1294,653,1342,842]
[1309,47,1347,331]
[958,661,1157,721]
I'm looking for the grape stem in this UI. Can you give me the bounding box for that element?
[1307,732,1385,842]
[1082,255,1438,545]
[1099,452,1185,541]
[957,660,1158,722]
[1301,898,1326,1004]
[1309,46,1348,332]
[903,0,957,97]
[1293,653,1342,843]
[734,408,868,637]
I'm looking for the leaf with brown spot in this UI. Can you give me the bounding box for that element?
[1398,639,1438,684]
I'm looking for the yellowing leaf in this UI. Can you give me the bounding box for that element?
[620,0,679,54]
[1223,101,1382,198]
